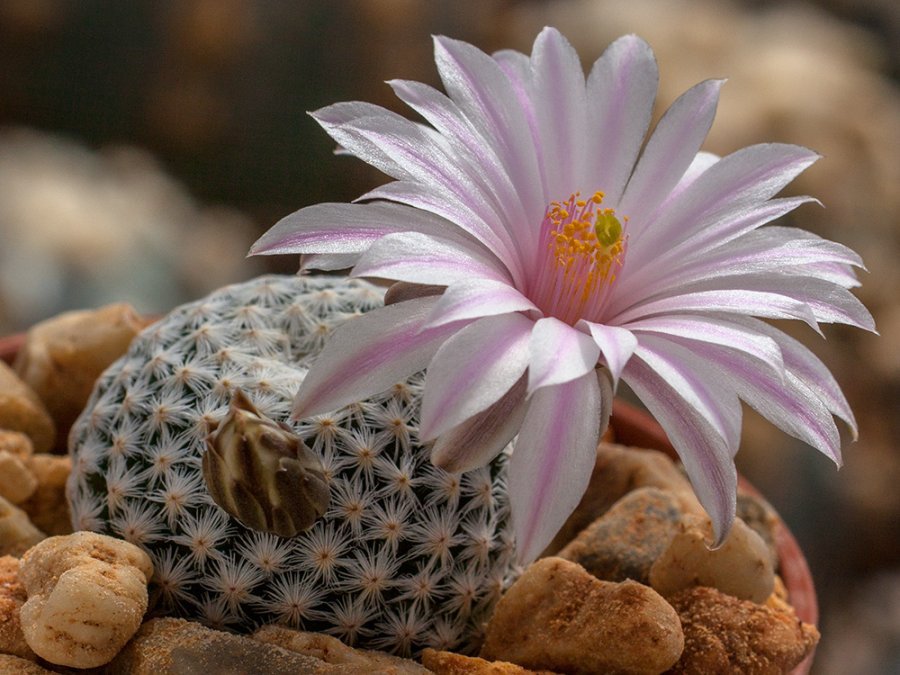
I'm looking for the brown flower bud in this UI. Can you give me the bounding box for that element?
[202,389,329,537]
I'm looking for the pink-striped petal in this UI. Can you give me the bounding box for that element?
[509,372,602,564]
[630,335,743,452]
[431,374,528,474]
[625,314,784,378]
[580,321,637,384]
[530,27,587,198]
[251,202,460,256]
[618,79,724,225]
[353,231,511,287]
[424,278,539,328]
[528,317,601,393]
[292,296,465,419]
[585,35,658,205]
[420,313,533,440]
[623,351,737,546]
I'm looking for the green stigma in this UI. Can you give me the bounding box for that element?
[594,209,623,247]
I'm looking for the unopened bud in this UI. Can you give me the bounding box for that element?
[202,389,329,537]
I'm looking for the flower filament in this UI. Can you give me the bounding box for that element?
[531,190,626,324]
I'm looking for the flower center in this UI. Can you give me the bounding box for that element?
[531,191,627,325]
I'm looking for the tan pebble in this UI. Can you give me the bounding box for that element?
[0,362,55,454]
[480,557,683,675]
[649,514,775,603]
[0,496,45,557]
[0,452,38,504]
[0,431,33,460]
[559,486,684,584]
[108,617,379,674]
[544,442,701,555]
[737,492,780,567]
[668,585,819,674]
[0,654,55,674]
[422,648,559,674]
[13,302,147,449]
[18,531,153,669]
[0,555,36,661]
[252,624,430,672]
[20,454,72,536]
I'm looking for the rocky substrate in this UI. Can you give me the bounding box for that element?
[0,305,820,674]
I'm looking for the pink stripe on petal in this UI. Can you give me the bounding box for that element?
[251,202,458,256]
[424,278,539,328]
[586,35,658,205]
[509,372,602,564]
[528,317,601,393]
[623,353,737,546]
[420,313,532,440]
[619,79,723,227]
[291,296,464,419]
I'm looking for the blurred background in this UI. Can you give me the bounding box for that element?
[0,1,897,671]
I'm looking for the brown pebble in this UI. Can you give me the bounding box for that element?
[251,624,429,672]
[0,555,36,661]
[480,557,683,675]
[559,486,684,584]
[20,454,72,536]
[108,617,413,674]
[13,302,147,450]
[0,654,55,674]
[667,585,819,674]
[0,361,56,454]
[422,648,558,674]
[544,443,700,555]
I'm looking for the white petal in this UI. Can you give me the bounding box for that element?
[420,313,533,440]
[291,296,463,418]
[509,372,602,564]
[528,317,601,393]
[585,35,658,204]
[580,321,637,384]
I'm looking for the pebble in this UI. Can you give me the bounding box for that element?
[0,361,55,454]
[251,624,430,673]
[558,487,684,584]
[422,648,558,674]
[0,450,37,505]
[18,531,153,669]
[0,555,35,661]
[0,496,44,557]
[544,442,700,555]
[649,514,775,603]
[0,654,55,674]
[13,302,147,449]
[20,454,72,536]
[108,617,417,674]
[737,492,780,568]
[480,557,683,675]
[667,585,819,674]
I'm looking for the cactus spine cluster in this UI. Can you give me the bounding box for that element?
[67,275,516,655]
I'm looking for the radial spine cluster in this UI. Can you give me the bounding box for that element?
[67,275,516,655]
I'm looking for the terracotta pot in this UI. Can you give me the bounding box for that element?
[1,331,816,672]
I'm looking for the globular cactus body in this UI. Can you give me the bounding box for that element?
[67,275,516,655]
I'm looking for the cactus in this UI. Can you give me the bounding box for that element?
[67,275,516,655]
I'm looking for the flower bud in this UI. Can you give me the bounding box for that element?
[202,389,329,537]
